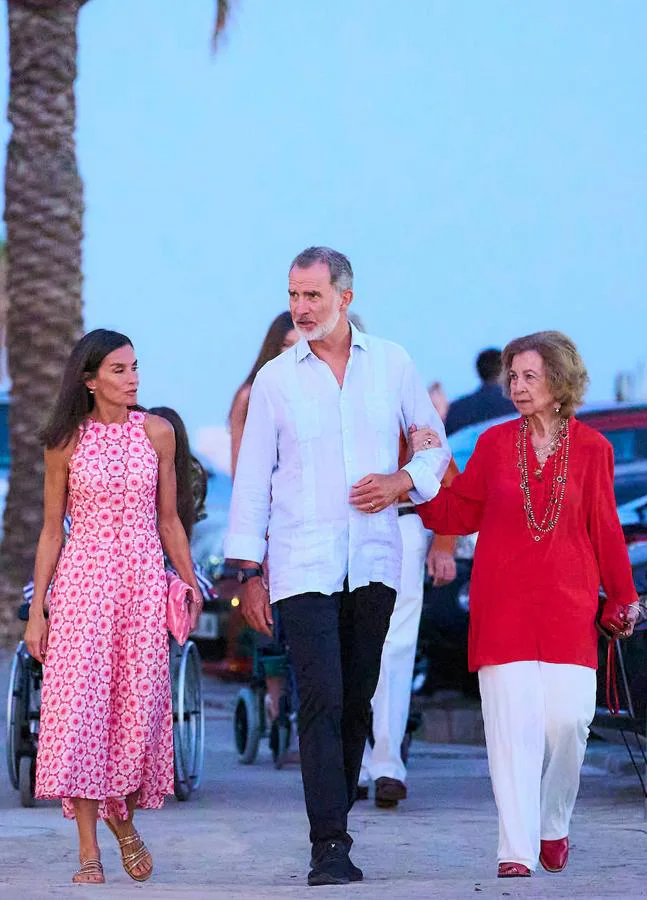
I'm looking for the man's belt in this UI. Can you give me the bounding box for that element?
[397,505,417,518]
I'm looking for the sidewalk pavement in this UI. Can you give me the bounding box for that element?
[1,653,646,900]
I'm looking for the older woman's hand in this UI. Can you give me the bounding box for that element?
[408,424,442,454]
[600,601,640,639]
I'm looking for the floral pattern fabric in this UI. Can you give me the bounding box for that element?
[35,411,174,820]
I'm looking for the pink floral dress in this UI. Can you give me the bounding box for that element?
[35,411,174,819]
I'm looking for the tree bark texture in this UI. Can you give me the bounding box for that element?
[0,0,86,640]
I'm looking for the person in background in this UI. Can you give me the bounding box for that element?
[225,246,450,885]
[359,428,459,808]
[410,330,639,878]
[222,311,299,707]
[26,330,202,886]
[445,348,515,435]
[229,311,299,475]
[428,380,449,422]
[148,406,197,541]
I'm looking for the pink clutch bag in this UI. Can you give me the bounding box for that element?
[166,572,195,646]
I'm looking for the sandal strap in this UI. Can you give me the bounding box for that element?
[122,845,150,869]
[116,832,142,849]
[78,859,103,872]
[73,859,104,881]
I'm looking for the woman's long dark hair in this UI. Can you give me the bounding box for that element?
[148,406,195,540]
[42,329,133,449]
[228,311,295,421]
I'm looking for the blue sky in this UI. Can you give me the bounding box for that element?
[1,1,646,445]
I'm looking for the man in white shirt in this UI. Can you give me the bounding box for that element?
[225,247,450,886]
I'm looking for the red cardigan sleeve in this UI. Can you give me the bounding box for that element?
[417,434,488,536]
[587,440,638,611]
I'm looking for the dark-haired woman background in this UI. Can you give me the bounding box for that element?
[24,330,202,885]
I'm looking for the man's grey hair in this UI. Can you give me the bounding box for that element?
[289,246,353,293]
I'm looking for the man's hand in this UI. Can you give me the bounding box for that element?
[349,471,411,514]
[427,546,457,586]
[240,577,273,637]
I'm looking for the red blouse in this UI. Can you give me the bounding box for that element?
[417,418,637,672]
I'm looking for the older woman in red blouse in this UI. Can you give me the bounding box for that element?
[411,331,639,879]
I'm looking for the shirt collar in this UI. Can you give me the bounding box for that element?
[295,321,368,363]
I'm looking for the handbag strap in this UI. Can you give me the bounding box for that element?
[606,639,620,717]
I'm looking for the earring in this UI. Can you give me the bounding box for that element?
[554,403,561,414]
[88,388,95,395]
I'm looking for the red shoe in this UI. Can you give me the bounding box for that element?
[540,837,569,873]
[497,862,532,878]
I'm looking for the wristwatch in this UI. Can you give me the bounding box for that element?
[237,566,263,585]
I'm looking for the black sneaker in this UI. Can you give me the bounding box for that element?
[308,840,361,886]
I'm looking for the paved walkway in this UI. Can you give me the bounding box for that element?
[1,653,646,899]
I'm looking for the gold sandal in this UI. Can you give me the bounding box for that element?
[72,858,105,884]
[106,821,153,882]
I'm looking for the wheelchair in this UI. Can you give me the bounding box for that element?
[6,596,205,806]
[234,640,297,769]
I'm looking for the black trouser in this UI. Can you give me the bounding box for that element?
[280,581,396,846]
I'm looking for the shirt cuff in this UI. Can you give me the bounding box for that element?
[403,456,442,504]
[223,533,267,564]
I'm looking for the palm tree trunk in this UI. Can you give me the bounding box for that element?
[0,0,86,640]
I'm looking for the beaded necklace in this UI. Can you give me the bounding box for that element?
[516,416,569,542]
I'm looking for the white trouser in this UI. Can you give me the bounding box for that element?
[478,661,596,870]
[360,513,430,785]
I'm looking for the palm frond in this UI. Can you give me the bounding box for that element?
[213,0,233,51]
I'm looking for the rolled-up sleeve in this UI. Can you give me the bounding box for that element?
[224,376,277,563]
[400,356,451,503]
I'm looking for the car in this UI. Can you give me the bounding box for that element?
[189,457,237,659]
[416,403,647,696]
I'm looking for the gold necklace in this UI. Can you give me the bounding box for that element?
[529,421,563,477]
[516,417,569,542]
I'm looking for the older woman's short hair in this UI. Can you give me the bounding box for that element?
[502,331,590,418]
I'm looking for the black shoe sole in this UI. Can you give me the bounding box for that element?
[308,873,351,886]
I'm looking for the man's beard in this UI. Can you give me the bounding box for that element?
[296,306,341,342]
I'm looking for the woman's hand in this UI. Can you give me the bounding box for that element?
[188,594,203,632]
[408,424,442,454]
[25,611,49,663]
[600,601,640,639]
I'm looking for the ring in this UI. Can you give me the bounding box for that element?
[424,439,432,447]
[369,502,375,511]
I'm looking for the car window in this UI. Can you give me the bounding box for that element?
[614,474,647,507]
[601,428,647,464]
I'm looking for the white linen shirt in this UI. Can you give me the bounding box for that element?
[224,325,450,602]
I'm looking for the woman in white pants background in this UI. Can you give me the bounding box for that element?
[412,331,639,878]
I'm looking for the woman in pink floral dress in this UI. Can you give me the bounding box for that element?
[24,329,203,886]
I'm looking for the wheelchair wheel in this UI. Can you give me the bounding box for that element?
[6,643,28,790]
[171,640,204,802]
[19,755,36,808]
[234,686,261,764]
